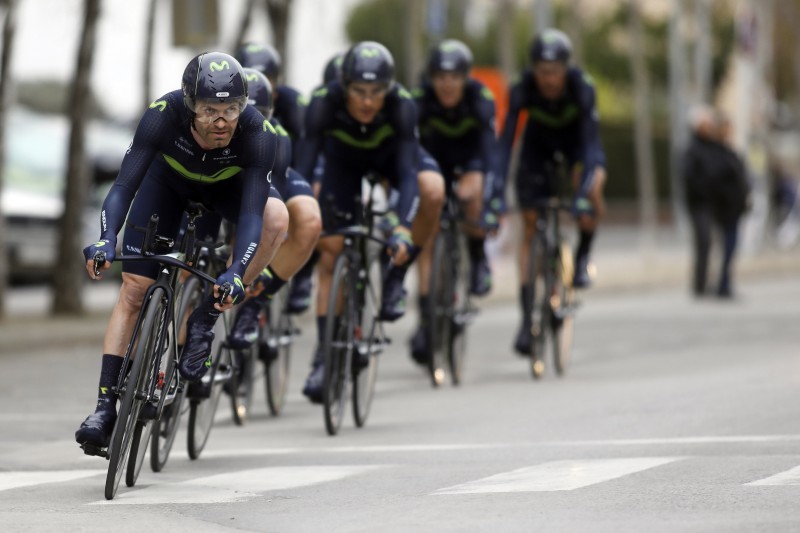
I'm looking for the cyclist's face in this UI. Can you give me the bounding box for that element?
[431,71,466,108]
[192,101,239,149]
[532,61,567,100]
[346,82,389,124]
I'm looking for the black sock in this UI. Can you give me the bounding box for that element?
[418,294,430,323]
[96,354,123,412]
[316,315,327,345]
[259,267,287,300]
[576,230,595,260]
[297,251,318,279]
[519,284,532,324]
[468,237,486,262]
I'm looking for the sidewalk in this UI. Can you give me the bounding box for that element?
[2,224,798,354]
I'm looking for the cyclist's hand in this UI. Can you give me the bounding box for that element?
[83,239,116,280]
[214,270,246,311]
[387,226,413,266]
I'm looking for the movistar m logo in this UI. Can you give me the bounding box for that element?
[328,124,394,150]
[99,387,108,395]
[210,61,230,72]
[423,116,479,138]
[246,73,259,82]
[263,120,277,134]
[440,42,460,52]
[149,99,166,112]
[360,48,380,58]
[162,154,242,183]
[527,103,579,129]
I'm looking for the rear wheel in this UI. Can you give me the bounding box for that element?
[552,242,575,375]
[104,287,166,500]
[263,285,292,416]
[448,230,471,386]
[427,232,451,387]
[322,254,353,436]
[353,251,382,427]
[527,234,547,380]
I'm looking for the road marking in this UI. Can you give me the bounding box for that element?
[433,457,681,494]
[0,470,104,492]
[745,466,800,486]
[202,443,503,459]
[91,465,383,505]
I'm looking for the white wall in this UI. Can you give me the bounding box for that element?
[10,0,361,122]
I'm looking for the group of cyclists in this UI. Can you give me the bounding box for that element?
[75,28,607,451]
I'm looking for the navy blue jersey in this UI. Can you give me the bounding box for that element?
[99,89,277,277]
[414,78,499,198]
[296,81,421,227]
[499,66,603,191]
[273,85,307,163]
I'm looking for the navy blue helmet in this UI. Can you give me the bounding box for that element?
[427,39,473,77]
[243,68,273,120]
[237,42,282,81]
[182,52,248,117]
[323,53,344,85]
[341,41,395,86]
[529,29,572,64]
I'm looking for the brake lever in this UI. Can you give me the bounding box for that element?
[93,251,106,277]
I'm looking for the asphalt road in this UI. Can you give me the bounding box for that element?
[1,275,799,532]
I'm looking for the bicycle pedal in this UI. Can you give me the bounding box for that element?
[80,443,108,459]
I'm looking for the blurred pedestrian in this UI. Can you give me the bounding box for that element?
[682,107,750,298]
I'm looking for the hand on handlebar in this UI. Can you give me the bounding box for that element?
[386,226,413,266]
[213,270,246,311]
[83,239,116,280]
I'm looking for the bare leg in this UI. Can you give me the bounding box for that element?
[242,198,289,285]
[268,196,322,280]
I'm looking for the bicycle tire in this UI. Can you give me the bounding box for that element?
[352,251,382,427]
[552,242,575,375]
[187,318,230,460]
[527,234,547,380]
[448,229,471,386]
[230,345,256,425]
[104,287,166,500]
[322,254,353,436]
[427,232,451,387]
[263,285,292,416]
[150,275,199,472]
[126,420,152,487]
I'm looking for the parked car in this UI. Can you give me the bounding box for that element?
[2,106,133,282]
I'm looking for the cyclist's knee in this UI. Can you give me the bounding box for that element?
[262,199,290,243]
[119,273,151,311]
[418,171,445,208]
[457,171,483,203]
[288,197,322,245]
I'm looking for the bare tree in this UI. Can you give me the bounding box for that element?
[264,0,293,64]
[142,0,157,111]
[628,0,658,245]
[234,0,259,53]
[0,0,17,317]
[52,0,102,315]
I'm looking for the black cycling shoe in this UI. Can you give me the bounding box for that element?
[513,323,533,357]
[75,408,117,448]
[409,326,431,365]
[302,363,325,404]
[228,299,261,349]
[573,255,592,289]
[287,272,313,315]
[379,272,407,322]
[470,257,493,297]
[178,307,217,382]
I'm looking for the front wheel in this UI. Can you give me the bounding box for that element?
[551,242,575,376]
[527,233,547,380]
[322,254,354,436]
[448,230,471,386]
[352,251,382,428]
[263,285,292,416]
[427,232,452,387]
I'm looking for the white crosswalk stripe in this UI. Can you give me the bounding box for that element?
[433,457,682,494]
[0,470,104,492]
[745,465,800,487]
[90,465,385,505]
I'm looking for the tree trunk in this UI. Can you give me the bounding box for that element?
[142,0,157,111]
[497,0,515,80]
[52,0,101,316]
[264,0,292,67]
[628,0,658,245]
[566,0,584,65]
[233,0,258,54]
[403,0,423,88]
[668,0,689,236]
[533,0,553,33]
[0,0,18,318]
[693,0,711,103]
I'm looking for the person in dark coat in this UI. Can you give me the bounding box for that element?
[682,108,750,298]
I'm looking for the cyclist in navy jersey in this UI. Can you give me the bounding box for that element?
[226,69,322,349]
[409,39,502,363]
[295,41,445,403]
[237,42,317,314]
[75,52,287,450]
[497,29,607,355]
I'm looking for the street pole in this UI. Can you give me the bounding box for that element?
[693,0,711,104]
[668,0,688,237]
[534,0,552,33]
